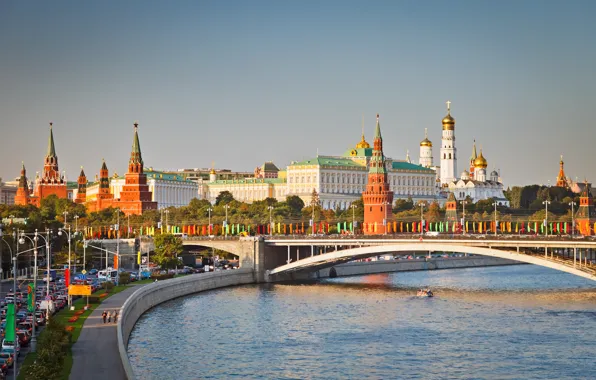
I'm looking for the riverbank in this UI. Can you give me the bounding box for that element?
[118,269,255,379]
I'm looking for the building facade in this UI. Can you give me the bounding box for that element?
[0,178,17,205]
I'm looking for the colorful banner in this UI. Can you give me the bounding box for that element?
[27,283,35,312]
[5,304,15,342]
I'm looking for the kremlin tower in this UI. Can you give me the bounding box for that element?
[469,140,477,179]
[440,101,457,185]
[14,163,32,206]
[86,160,115,212]
[363,114,394,234]
[575,181,594,236]
[556,155,568,188]
[445,192,459,224]
[34,123,67,202]
[15,123,67,207]
[113,123,157,216]
[75,167,87,204]
[419,128,433,168]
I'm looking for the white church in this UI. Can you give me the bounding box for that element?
[418,102,510,206]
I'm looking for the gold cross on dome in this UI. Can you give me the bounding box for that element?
[446,100,451,112]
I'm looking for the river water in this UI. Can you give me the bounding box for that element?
[128,265,596,379]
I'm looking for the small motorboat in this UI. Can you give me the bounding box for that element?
[417,289,434,297]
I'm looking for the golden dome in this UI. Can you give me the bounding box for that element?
[420,137,432,147]
[209,168,216,175]
[474,150,488,168]
[442,113,455,130]
[356,134,370,149]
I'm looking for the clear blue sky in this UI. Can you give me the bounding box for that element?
[1,0,595,186]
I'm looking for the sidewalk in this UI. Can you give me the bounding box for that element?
[70,284,143,380]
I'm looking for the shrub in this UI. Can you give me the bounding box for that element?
[119,272,131,285]
[102,281,115,291]
[150,273,175,281]
[87,296,101,304]
[21,319,71,379]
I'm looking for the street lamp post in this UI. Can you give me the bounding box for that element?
[0,224,3,281]
[267,206,274,235]
[569,201,577,236]
[208,207,213,236]
[419,203,425,236]
[224,205,230,237]
[543,200,551,236]
[492,202,498,236]
[116,209,120,283]
[58,226,72,307]
[462,200,467,234]
[18,231,38,352]
[73,215,79,276]
[350,204,357,234]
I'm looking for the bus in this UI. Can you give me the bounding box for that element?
[98,268,118,282]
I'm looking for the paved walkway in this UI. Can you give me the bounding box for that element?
[70,285,143,380]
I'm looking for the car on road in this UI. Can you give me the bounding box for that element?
[1,339,20,357]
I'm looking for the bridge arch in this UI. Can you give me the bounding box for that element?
[269,243,596,282]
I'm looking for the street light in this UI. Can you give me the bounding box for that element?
[569,201,577,236]
[350,204,357,234]
[419,203,425,236]
[58,225,72,307]
[492,202,498,236]
[207,207,213,236]
[543,200,551,236]
[18,231,39,353]
[462,200,467,234]
[267,206,274,235]
[224,205,231,237]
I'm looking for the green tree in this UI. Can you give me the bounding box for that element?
[425,202,441,223]
[215,191,235,206]
[285,195,305,216]
[153,234,183,269]
[393,198,414,213]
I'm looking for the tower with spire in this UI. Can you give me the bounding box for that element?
[556,155,568,188]
[419,128,433,168]
[14,163,32,205]
[575,181,595,236]
[34,122,67,202]
[440,101,457,185]
[113,122,157,215]
[362,114,394,234]
[75,167,87,204]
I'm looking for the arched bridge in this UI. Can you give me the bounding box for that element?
[183,236,596,282]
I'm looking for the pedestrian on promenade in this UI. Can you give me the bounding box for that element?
[107,311,112,323]
[114,311,119,323]
[102,310,107,324]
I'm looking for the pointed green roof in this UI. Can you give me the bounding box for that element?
[47,122,56,158]
[101,159,108,171]
[374,114,382,140]
[130,122,144,165]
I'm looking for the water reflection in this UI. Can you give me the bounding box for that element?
[128,265,596,379]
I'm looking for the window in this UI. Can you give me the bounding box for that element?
[443,153,446,159]
[370,206,372,212]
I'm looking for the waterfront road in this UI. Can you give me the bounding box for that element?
[70,284,144,380]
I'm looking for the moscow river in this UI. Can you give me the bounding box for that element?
[128,265,596,379]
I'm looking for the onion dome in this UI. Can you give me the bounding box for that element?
[461,170,470,180]
[442,101,455,130]
[209,168,216,175]
[420,128,432,147]
[474,150,488,168]
[490,170,499,177]
[356,134,370,149]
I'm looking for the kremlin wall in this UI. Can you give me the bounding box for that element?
[9,103,595,235]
